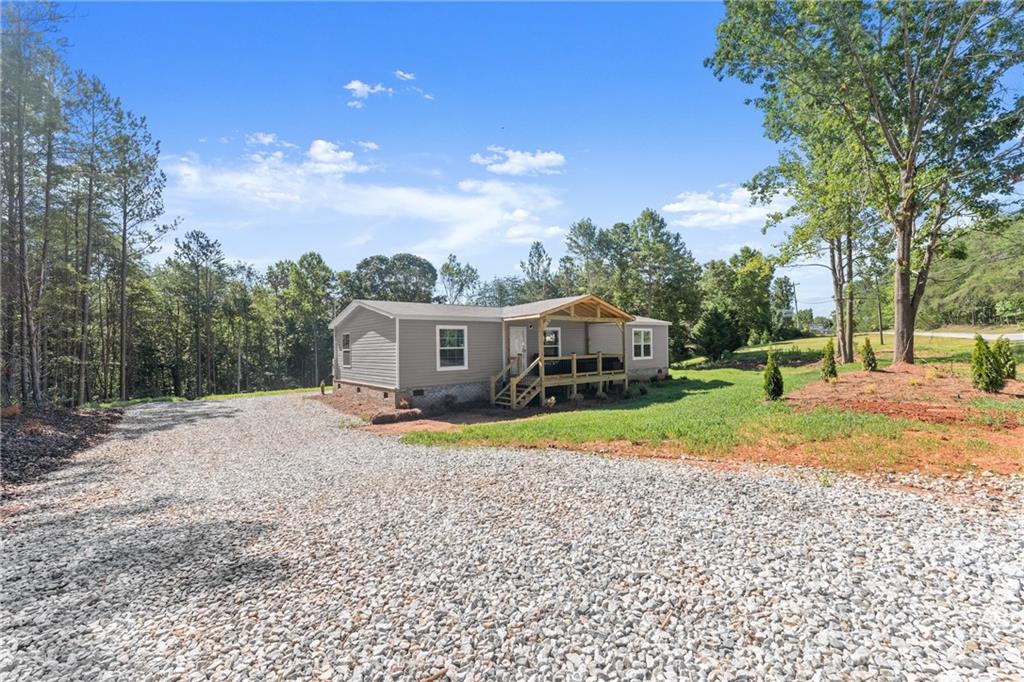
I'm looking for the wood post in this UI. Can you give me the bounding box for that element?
[621,321,629,391]
[571,353,577,396]
[538,316,546,403]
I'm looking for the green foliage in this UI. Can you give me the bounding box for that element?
[860,338,877,372]
[971,336,1006,393]
[820,339,837,380]
[763,349,783,400]
[991,338,1017,381]
[693,306,743,361]
[438,254,480,304]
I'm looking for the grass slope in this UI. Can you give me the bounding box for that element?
[83,387,319,409]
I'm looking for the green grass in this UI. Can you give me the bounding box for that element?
[203,386,319,401]
[82,395,186,409]
[402,363,912,454]
[83,386,319,408]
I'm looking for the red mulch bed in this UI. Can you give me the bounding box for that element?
[786,364,1024,426]
[2,405,122,487]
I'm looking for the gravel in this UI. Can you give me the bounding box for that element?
[2,394,1022,680]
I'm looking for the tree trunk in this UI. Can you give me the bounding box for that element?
[875,275,884,345]
[892,222,914,364]
[829,239,848,363]
[119,206,128,400]
[844,229,855,364]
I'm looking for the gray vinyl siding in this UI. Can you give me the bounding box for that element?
[399,319,503,388]
[523,321,588,357]
[335,307,397,387]
[589,323,669,369]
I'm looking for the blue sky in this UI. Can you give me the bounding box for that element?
[60,2,835,310]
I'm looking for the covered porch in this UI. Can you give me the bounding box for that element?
[489,296,633,409]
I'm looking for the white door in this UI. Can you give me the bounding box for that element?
[509,326,528,374]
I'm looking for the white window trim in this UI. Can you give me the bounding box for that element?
[542,326,562,358]
[632,327,653,360]
[436,324,468,371]
[341,333,352,368]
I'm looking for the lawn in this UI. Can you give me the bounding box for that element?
[83,386,319,409]
[402,334,1024,475]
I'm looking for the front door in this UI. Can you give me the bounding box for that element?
[509,326,528,374]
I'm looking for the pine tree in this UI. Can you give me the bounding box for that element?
[763,349,783,400]
[971,335,1005,393]
[861,338,877,372]
[821,338,837,380]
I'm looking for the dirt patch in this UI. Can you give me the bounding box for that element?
[787,365,1024,426]
[1,405,122,488]
[310,393,403,421]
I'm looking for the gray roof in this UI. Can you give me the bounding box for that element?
[329,296,670,328]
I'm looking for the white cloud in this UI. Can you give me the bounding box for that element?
[343,80,393,108]
[356,140,380,151]
[245,131,296,148]
[163,143,562,256]
[410,85,434,101]
[504,224,564,244]
[394,69,416,81]
[470,146,566,176]
[306,140,368,175]
[663,186,792,230]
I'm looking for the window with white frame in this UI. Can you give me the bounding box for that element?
[632,328,653,360]
[437,325,468,370]
[543,327,561,357]
[341,333,352,368]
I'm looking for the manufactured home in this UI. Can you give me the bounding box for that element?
[328,295,670,410]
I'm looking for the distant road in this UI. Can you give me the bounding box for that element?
[914,330,1024,342]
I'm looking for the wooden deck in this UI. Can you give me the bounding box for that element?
[490,353,627,409]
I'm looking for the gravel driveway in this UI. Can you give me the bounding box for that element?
[2,395,1022,680]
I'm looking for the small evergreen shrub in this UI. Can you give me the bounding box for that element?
[971,335,1006,393]
[992,337,1017,381]
[821,339,838,381]
[763,349,784,400]
[860,338,877,372]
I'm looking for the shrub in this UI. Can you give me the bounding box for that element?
[638,384,648,395]
[971,335,1006,393]
[860,338,877,372]
[763,349,784,400]
[693,306,743,361]
[821,339,838,381]
[992,337,1017,381]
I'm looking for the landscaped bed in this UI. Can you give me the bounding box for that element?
[400,335,1024,476]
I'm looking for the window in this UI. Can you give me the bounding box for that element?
[341,333,352,368]
[543,327,561,357]
[437,325,468,371]
[632,328,653,360]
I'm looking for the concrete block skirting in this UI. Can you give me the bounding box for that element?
[333,381,399,407]
[398,381,490,411]
[629,367,668,382]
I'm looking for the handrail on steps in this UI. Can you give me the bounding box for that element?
[489,360,514,403]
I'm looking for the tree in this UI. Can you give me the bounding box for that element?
[769,275,796,337]
[67,73,116,404]
[474,276,525,306]
[971,335,1005,393]
[109,104,170,399]
[693,306,743,361]
[437,254,479,304]
[763,348,783,400]
[861,338,877,372]
[991,338,1016,381]
[344,253,436,302]
[821,339,837,380]
[520,241,555,301]
[710,2,1024,364]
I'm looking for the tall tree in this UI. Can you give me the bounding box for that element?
[519,241,555,301]
[710,1,1024,363]
[67,73,115,404]
[437,254,479,304]
[109,104,169,399]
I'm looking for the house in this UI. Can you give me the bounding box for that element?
[328,294,671,410]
